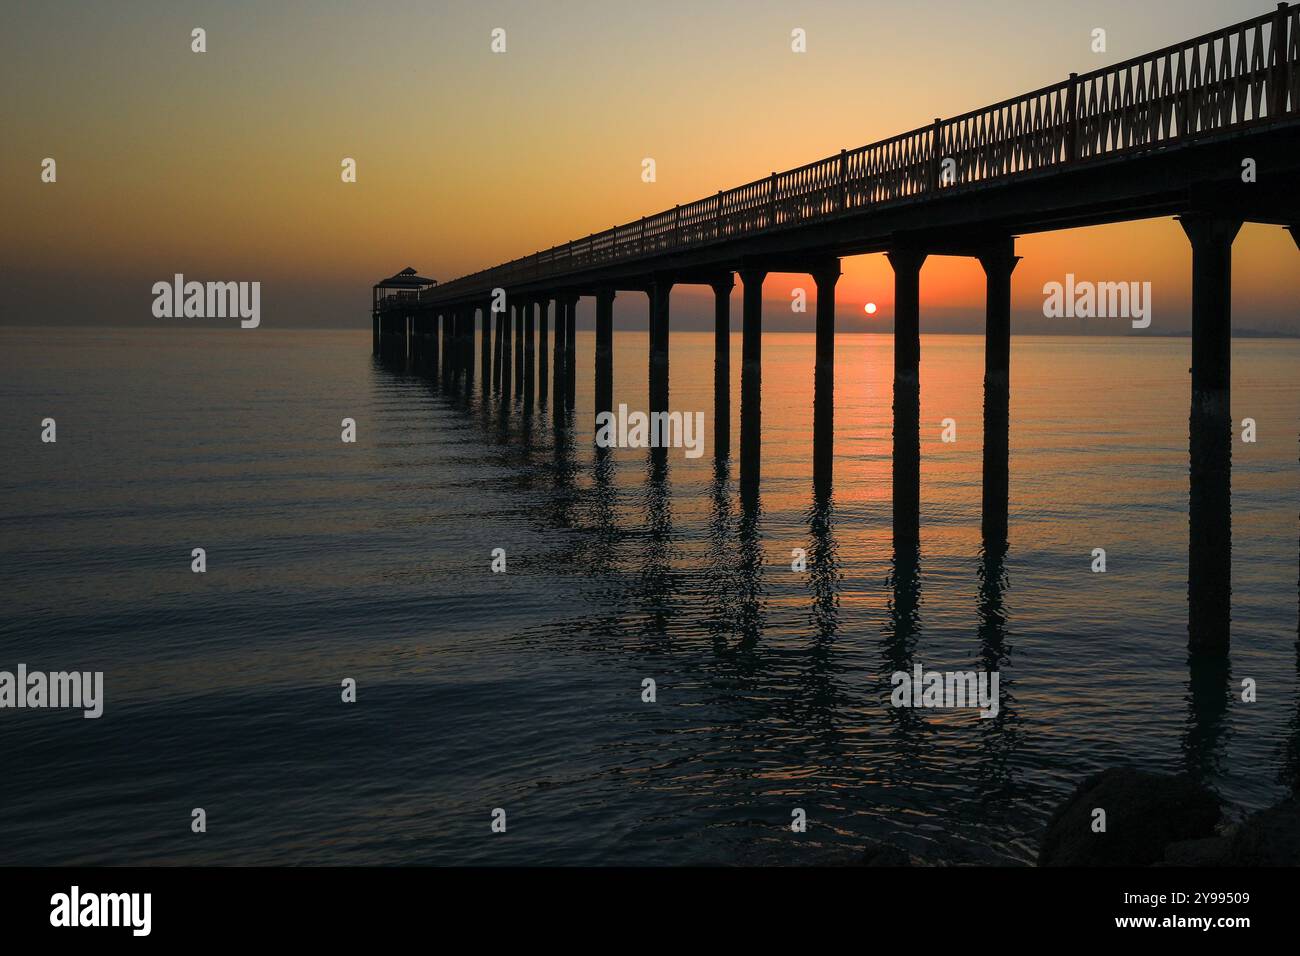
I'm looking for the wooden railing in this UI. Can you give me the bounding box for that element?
[409,3,1296,305]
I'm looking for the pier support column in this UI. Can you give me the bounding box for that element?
[450,310,461,374]
[887,247,927,545]
[525,299,536,402]
[812,259,841,492]
[453,311,464,379]
[711,275,734,461]
[539,297,550,404]
[565,294,578,409]
[446,312,455,373]
[595,288,615,418]
[437,313,447,379]
[491,308,503,392]
[512,303,523,396]
[739,268,766,498]
[466,308,477,379]
[440,312,450,375]
[553,296,568,418]
[481,305,492,388]
[978,239,1019,545]
[649,278,672,414]
[450,310,460,373]
[501,304,513,399]
[434,310,444,377]
[462,309,475,390]
[439,312,449,374]
[372,314,380,356]
[426,314,435,370]
[1181,213,1240,656]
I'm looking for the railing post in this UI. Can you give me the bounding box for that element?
[768,172,777,228]
[715,190,723,239]
[673,204,681,248]
[838,148,848,210]
[1066,73,1079,162]
[640,216,646,255]
[1272,2,1291,119]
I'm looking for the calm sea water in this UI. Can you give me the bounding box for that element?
[1,325,1296,865]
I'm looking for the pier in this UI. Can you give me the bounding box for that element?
[373,4,1300,655]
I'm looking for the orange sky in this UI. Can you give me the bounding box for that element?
[3,0,1297,332]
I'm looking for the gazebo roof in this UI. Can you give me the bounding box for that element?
[375,267,437,289]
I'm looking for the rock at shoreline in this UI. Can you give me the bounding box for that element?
[1159,836,1231,866]
[859,841,913,866]
[1225,799,1300,866]
[1038,768,1221,866]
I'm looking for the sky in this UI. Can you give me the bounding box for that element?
[3,0,1297,334]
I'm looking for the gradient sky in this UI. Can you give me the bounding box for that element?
[3,0,1297,333]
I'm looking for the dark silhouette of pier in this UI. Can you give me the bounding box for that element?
[373,4,1300,656]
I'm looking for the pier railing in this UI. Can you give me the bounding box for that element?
[411,3,1296,304]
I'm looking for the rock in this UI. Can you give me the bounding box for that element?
[1226,799,1300,865]
[1160,836,1230,866]
[1038,768,1221,866]
[860,841,913,866]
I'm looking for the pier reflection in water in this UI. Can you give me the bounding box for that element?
[387,326,1296,863]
